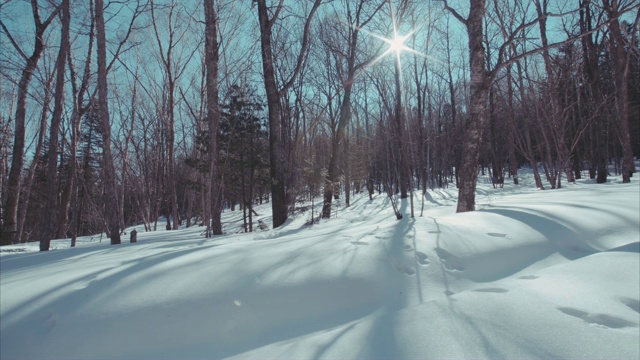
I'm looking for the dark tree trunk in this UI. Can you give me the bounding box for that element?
[535,0,575,186]
[42,0,70,251]
[1,2,59,245]
[604,0,635,182]
[256,0,287,228]
[446,0,490,213]
[96,0,121,245]
[255,0,322,228]
[17,74,54,244]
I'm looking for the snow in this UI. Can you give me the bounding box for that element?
[1,168,639,360]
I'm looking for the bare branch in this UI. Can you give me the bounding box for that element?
[269,0,285,29]
[441,0,467,26]
[0,19,28,61]
[279,0,323,96]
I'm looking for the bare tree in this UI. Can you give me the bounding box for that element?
[604,0,638,183]
[443,0,490,213]
[16,71,55,244]
[148,0,201,230]
[95,0,121,244]
[41,0,71,251]
[0,1,60,245]
[57,0,95,242]
[442,0,597,210]
[203,0,222,236]
[320,0,386,219]
[255,0,323,228]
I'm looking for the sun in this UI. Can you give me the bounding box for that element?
[359,27,421,67]
[387,33,410,56]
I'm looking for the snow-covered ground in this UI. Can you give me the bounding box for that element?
[1,168,639,359]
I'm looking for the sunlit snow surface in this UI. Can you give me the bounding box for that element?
[1,168,639,359]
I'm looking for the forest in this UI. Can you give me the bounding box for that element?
[0,0,638,250]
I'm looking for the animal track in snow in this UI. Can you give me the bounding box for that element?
[558,307,638,329]
[486,232,507,237]
[350,241,369,245]
[518,275,539,280]
[472,287,508,293]
[393,262,415,276]
[390,257,415,276]
[434,248,465,271]
[403,244,413,252]
[415,251,429,266]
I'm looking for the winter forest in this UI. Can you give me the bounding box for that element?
[0,0,638,249]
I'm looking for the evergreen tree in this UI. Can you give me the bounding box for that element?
[219,85,269,232]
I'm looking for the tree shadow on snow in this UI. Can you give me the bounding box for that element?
[479,207,598,259]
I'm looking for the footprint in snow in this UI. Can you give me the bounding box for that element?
[472,287,508,293]
[558,307,638,329]
[434,248,465,271]
[391,257,415,276]
[394,263,415,276]
[486,232,507,237]
[351,241,369,245]
[415,251,430,266]
[518,275,539,280]
[403,244,413,252]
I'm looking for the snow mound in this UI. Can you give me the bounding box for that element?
[1,168,639,359]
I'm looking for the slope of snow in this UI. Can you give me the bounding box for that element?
[1,168,639,359]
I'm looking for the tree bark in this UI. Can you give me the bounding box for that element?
[446,0,490,213]
[96,0,121,244]
[256,0,286,228]
[256,0,322,228]
[535,0,575,186]
[604,0,636,183]
[394,57,409,199]
[204,0,222,236]
[42,0,70,251]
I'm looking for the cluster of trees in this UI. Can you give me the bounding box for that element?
[0,0,638,249]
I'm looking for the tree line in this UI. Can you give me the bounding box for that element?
[0,0,638,249]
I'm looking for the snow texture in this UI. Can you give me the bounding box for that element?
[1,167,639,359]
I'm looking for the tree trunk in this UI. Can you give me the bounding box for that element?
[322,89,352,218]
[1,2,58,245]
[505,64,519,185]
[452,0,490,213]
[256,0,287,228]
[535,0,575,186]
[255,0,322,228]
[204,0,222,235]
[42,0,70,251]
[605,0,635,182]
[16,74,54,244]
[167,82,179,230]
[394,59,409,199]
[96,0,121,245]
